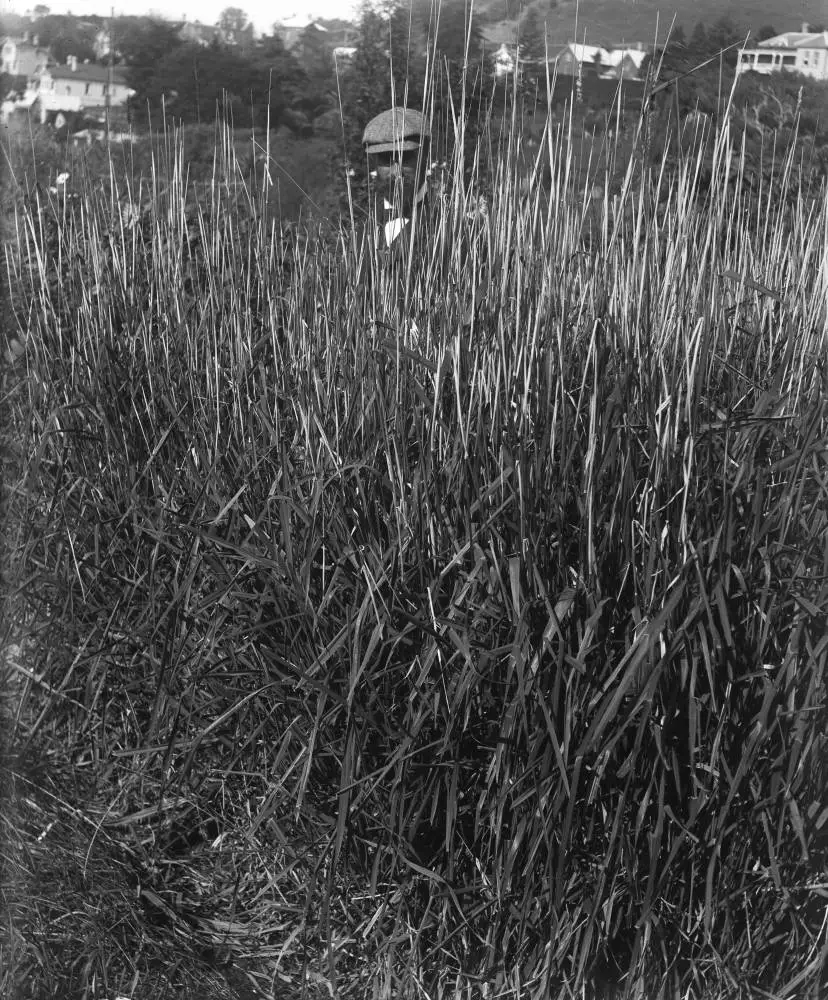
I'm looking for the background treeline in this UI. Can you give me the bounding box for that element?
[2,3,828,228]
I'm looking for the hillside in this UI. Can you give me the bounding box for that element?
[480,0,828,47]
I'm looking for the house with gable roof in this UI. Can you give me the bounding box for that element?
[489,38,648,83]
[176,19,221,47]
[493,41,519,79]
[737,24,828,81]
[553,43,612,78]
[274,13,327,51]
[602,47,648,80]
[2,34,51,77]
[24,56,134,124]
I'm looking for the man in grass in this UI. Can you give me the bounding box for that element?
[362,106,433,252]
[361,106,486,344]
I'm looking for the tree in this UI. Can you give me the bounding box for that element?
[755,25,778,43]
[272,23,339,122]
[143,40,279,127]
[119,18,184,113]
[251,33,305,130]
[337,2,427,207]
[33,4,50,16]
[217,6,253,48]
[688,22,709,58]
[33,14,96,63]
[434,0,484,66]
[647,25,686,81]
[519,8,548,67]
[707,16,741,67]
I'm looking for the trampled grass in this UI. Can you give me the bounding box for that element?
[1,76,827,1000]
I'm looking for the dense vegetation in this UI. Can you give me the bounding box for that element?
[4,0,828,210]
[2,25,827,994]
[487,0,825,48]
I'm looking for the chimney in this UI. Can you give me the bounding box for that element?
[67,54,78,71]
[802,22,810,33]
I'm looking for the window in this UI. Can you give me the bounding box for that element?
[782,54,796,65]
[65,85,70,94]
[757,53,773,64]
[85,82,90,94]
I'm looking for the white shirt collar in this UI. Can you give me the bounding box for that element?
[381,181,429,246]
[383,216,409,246]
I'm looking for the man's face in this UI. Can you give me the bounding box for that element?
[370,148,426,216]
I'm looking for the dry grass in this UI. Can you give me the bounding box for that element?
[1,64,827,1000]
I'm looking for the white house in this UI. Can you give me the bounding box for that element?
[177,20,220,47]
[32,57,134,123]
[273,14,327,51]
[737,25,828,81]
[93,27,122,61]
[601,47,647,80]
[493,42,519,79]
[554,43,612,77]
[491,40,648,82]
[333,45,356,65]
[2,34,51,76]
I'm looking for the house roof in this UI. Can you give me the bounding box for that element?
[559,43,611,65]
[47,63,130,84]
[604,48,647,68]
[275,14,326,30]
[759,30,828,49]
[2,39,52,76]
[2,38,51,55]
[177,22,219,40]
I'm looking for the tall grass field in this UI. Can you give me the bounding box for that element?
[1,65,827,1000]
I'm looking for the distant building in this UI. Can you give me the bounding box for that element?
[493,41,518,79]
[489,39,647,82]
[177,20,221,47]
[1,34,51,77]
[601,47,647,80]
[554,43,612,77]
[273,14,327,51]
[562,43,647,79]
[31,57,134,124]
[70,126,136,145]
[333,45,357,65]
[1,35,52,122]
[92,28,121,61]
[737,25,828,81]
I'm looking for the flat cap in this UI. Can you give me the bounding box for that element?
[362,107,429,155]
